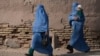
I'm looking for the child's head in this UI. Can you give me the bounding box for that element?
[77,4,82,10]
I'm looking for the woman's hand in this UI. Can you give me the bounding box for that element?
[74,16,79,21]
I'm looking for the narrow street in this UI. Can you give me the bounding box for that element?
[0,47,100,56]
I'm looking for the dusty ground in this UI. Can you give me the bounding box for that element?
[0,46,100,56]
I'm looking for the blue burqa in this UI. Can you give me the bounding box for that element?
[68,2,90,52]
[31,4,53,55]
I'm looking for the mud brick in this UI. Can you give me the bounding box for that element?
[19,40,25,44]
[19,32,25,35]
[87,29,92,32]
[0,41,3,44]
[20,34,27,37]
[70,30,72,32]
[59,38,63,41]
[91,32,97,35]
[8,27,16,30]
[23,37,31,40]
[96,33,100,36]
[17,25,24,28]
[65,31,71,33]
[18,37,24,39]
[61,41,66,44]
[0,38,3,44]
[25,24,32,27]
[64,29,71,31]
[0,29,3,31]
[56,29,63,31]
[17,29,22,32]
[23,34,31,37]
[8,34,15,36]
[0,24,2,27]
[64,26,71,29]
[22,30,29,32]
[95,45,98,47]
[0,34,7,36]
[53,29,57,31]
[22,35,31,37]
[9,34,17,36]
[2,29,9,32]
[91,36,98,38]
[59,36,64,39]
[28,33,33,35]
[0,40,2,42]
[55,33,61,35]
[66,33,71,35]
[65,35,70,37]
[1,23,9,27]
[84,30,88,32]
[0,38,3,40]
[57,31,64,33]
[85,28,89,30]
[86,38,92,41]
[65,23,70,25]
[90,47,94,49]
[14,34,20,36]
[85,36,92,38]
[64,37,70,39]
[8,25,14,28]
[49,28,54,31]
[85,32,92,36]
[5,28,14,32]
[23,28,29,30]
[21,39,27,41]
[58,35,63,37]
[24,41,30,44]
[62,33,67,35]
[23,44,30,48]
[0,32,11,34]
[53,31,58,33]
[18,28,24,30]
[61,35,65,37]
[63,38,69,41]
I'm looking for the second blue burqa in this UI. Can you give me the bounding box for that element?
[68,2,90,52]
[31,4,53,54]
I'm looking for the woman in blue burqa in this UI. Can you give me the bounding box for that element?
[25,4,53,56]
[67,2,90,53]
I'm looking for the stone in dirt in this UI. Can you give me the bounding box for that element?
[4,38,21,48]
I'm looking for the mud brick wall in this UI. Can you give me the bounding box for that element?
[0,21,100,49]
[0,0,100,49]
[50,22,100,49]
[0,21,33,48]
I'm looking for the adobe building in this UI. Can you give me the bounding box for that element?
[0,0,100,49]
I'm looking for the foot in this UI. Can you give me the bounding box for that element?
[25,53,29,56]
[67,51,73,54]
[49,54,53,56]
[84,48,90,53]
[25,48,34,56]
[66,45,73,53]
[25,53,33,56]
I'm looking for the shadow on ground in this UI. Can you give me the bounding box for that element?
[57,50,100,56]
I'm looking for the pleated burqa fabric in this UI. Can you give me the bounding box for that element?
[68,2,90,52]
[31,4,53,55]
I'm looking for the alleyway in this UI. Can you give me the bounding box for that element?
[0,47,100,56]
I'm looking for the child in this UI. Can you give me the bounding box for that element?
[76,5,84,21]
